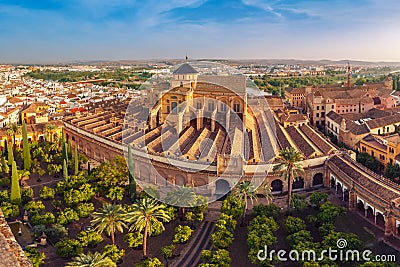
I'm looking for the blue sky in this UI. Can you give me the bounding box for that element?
[1,0,400,63]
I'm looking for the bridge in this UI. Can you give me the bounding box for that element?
[326,153,400,238]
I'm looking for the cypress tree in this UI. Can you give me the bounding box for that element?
[87,162,91,175]
[7,140,14,164]
[61,127,65,144]
[63,142,68,165]
[67,139,72,159]
[74,145,79,175]
[63,159,68,182]
[10,160,21,205]
[3,139,7,158]
[128,145,137,201]
[22,121,31,170]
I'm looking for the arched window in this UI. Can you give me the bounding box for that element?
[233,102,240,112]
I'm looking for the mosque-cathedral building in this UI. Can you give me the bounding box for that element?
[64,63,400,238]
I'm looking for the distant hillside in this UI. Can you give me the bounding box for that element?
[73,58,400,67]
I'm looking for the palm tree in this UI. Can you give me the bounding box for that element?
[165,186,197,220]
[273,147,305,215]
[6,123,19,147]
[66,252,116,267]
[44,124,57,142]
[127,198,170,258]
[232,181,259,226]
[91,204,127,245]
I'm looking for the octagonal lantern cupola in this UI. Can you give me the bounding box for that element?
[171,62,199,89]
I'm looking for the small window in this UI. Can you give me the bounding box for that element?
[208,102,215,111]
[233,103,240,112]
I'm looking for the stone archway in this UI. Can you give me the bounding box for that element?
[293,178,304,190]
[357,200,365,213]
[330,177,335,188]
[193,177,207,187]
[376,212,385,227]
[271,179,283,193]
[215,179,230,196]
[175,174,186,186]
[366,206,374,220]
[312,173,323,187]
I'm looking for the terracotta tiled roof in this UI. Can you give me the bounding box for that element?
[286,126,316,157]
[361,134,387,151]
[282,114,308,123]
[343,108,391,121]
[299,124,335,154]
[22,102,48,114]
[7,97,23,104]
[286,87,305,94]
[274,121,291,150]
[326,111,343,124]
[314,91,322,97]
[366,114,400,129]
[197,75,246,94]
[265,96,284,109]
[347,122,370,135]
[328,155,400,203]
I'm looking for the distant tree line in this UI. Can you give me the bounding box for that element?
[26,70,152,83]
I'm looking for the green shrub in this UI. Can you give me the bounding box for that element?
[76,230,103,247]
[25,247,46,267]
[1,202,19,218]
[102,244,125,263]
[31,212,56,225]
[76,202,95,218]
[309,192,328,207]
[55,239,83,258]
[135,258,163,267]
[319,223,336,237]
[24,201,45,215]
[39,186,55,200]
[284,216,306,234]
[253,203,281,218]
[317,202,346,224]
[57,208,79,225]
[221,195,244,219]
[0,190,9,203]
[172,225,193,243]
[21,188,34,204]
[125,232,143,248]
[200,249,231,267]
